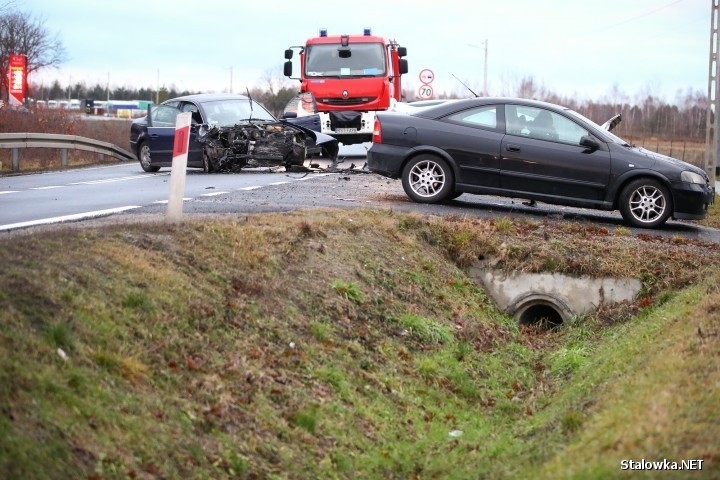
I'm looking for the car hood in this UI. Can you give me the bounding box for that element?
[625,145,706,176]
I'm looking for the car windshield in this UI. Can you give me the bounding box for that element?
[566,109,630,145]
[305,43,386,77]
[200,99,275,127]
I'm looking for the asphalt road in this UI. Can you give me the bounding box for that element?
[0,163,329,231]
[1,159,719,244]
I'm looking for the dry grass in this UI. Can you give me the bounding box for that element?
[1,210,719,479]
[700,199,720,229]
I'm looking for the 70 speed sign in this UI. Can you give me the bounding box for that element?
[417,84,434,99]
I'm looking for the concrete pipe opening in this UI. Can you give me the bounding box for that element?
[508,292,574,328]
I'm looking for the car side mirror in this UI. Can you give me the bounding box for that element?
[283,111,297,119]
[284,60,293,77]
[580,135,600,150]
[284,49,293,60]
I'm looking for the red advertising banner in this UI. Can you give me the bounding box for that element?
[8,54,27,107]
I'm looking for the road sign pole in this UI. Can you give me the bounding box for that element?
[167,112,191,221]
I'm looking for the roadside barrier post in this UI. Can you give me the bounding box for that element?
[11,148,19,172]
[167,112,191,221]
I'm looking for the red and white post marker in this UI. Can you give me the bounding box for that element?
[166,111,192,220]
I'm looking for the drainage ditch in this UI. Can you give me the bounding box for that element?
[467,261,642,326]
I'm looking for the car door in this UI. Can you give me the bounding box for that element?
[178,101,204,167]
[147,104,181,164]
[437,104,503,188]
[500,104,611,202]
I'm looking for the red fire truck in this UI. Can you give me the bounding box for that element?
[283,28,408,145]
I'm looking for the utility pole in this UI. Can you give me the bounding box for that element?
[468,41,488,96]
[482,39,488,96]
[705,0,719,190]
[156,69,160,104]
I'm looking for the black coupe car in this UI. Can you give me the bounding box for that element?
[130,93,338,173]
[367,97,713,228]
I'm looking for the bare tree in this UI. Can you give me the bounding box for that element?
[257,66,297,117]
[0,1,16,14]
[0,8,66,101]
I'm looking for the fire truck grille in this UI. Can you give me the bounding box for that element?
[319,97,377,106]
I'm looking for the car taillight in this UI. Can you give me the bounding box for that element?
[372,117,382,143]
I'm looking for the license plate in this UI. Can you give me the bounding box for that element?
[335,128,357,134]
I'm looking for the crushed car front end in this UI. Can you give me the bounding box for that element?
[198,120,338,172]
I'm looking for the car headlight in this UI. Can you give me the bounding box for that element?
[681,171,706,184]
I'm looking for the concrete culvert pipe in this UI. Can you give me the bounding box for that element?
[508,292,575,327]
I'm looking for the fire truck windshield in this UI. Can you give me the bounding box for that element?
[305,43,386,78]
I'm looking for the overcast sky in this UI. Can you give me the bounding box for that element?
[14,0,710,103]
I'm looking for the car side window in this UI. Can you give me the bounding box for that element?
[445,106,498,130]
[552,114,589,145]
[180,102,203,124]
[505,105,588,145]
[149,104,180,127]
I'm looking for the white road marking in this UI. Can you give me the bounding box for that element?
[199,191,229,197]
[0,206,142,232]
[239,186,262,191]
[0,191,20,195]
[30,185,64,190]
[69,173,169,185]
[269,181,289,185]
[153,198,192,204]
[297,173,333,180]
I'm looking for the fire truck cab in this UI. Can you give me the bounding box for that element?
[283,28,408,145]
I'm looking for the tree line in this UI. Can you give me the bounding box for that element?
[28,76,707,140]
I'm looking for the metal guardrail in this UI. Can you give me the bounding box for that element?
[0,133,136,172]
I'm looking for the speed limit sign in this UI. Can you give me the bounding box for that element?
[417,84,434,99]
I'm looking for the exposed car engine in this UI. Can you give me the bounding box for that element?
[198,121,310,172]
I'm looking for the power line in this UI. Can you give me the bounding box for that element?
[589,0,687,33]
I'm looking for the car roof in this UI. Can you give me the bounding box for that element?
[414,97,570,118]
[166,93,251,103]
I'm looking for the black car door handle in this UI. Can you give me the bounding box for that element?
[505,144,521,152]
[150,134,159,139]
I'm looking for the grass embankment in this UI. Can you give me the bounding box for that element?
[700,197,720,229]
[1,210,719,479]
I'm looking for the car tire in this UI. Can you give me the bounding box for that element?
[138,141,160,173]
[202,151,215,173]
[619,178,672,228]
[401,155,455,204]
